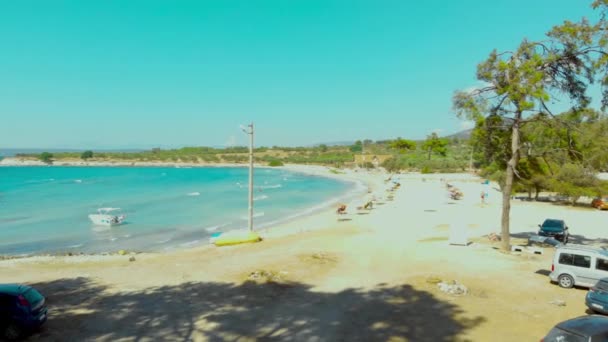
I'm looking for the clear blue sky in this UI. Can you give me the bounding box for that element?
[0,0,599,149]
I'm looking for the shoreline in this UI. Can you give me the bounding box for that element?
[0,163,376,260]
[4,171,603,340]
[0,157,273,168]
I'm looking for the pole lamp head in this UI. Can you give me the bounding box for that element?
[240,124,253,134]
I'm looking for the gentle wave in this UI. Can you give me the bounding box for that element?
[1,166,355,255]
[255,178,366,230]
[241,212,265,220]
[0,216,30,224]
[258,184,282,189]
[180,240,201,247]
[204,221,232,232]
[24,178,55,184]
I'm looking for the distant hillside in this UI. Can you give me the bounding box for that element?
[312,141,355,147]
[0,148,145,157]
[314,130,473,147]
[444,129,472,140]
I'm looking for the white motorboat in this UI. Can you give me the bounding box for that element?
[88,208,126,226]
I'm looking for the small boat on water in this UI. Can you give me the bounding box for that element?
[88,208,126,226]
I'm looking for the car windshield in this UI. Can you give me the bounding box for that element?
[542,220,564,231]
[22,287,44,305]
[544,328,586,342]
[596,280,608,292]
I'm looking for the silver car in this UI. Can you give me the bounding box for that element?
[549,244,608,288]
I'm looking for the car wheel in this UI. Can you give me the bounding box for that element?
[3,321,23,341]
[558,274,574,288]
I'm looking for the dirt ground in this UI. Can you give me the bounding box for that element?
[0,170,603,341]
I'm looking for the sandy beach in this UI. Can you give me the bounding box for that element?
[1,166,604,341]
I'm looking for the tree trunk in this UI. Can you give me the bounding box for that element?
[542,154,554,176]
[427,147,432,161]
[501,116,521,251]
[571,196,579,206]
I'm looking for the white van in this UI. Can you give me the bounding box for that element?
[549,244,608,288]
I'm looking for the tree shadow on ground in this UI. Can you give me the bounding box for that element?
[565,234,608,246]
[19,277,485,342]
[510,232,608,247]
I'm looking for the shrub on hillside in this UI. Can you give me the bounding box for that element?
[39,152,53,164]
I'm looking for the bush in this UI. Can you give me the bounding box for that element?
[421,166,432,174]
[81,150,94,160]
[268,160,284,167]
[361,161,375,169]
[381,158,400,172]
[39,152,53,164]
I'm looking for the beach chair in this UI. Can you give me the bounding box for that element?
[449,189,463,200]
[336,204,351,221]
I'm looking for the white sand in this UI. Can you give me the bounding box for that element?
[1,168,605,341]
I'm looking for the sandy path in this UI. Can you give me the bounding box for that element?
[0,171,602,341]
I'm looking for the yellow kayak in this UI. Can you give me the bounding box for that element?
[213,231,262,247]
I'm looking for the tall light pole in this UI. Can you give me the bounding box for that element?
[241,123,254,232]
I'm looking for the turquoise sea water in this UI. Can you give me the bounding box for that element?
[0,167,357,255]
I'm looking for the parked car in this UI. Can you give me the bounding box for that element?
[591,197,608,210]
[542,315,608,341]
[549,244,608,288]
[0,284,47,340]
[538,219,569,243]
[586,278,608,314]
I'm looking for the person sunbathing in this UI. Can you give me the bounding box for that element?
[336,204,347,214]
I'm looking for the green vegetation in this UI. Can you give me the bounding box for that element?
[81,150,94,160]
[15,136,475,172]
[39,152,53,164]
[349,140,363,153]
[381,139,471,173]
[389,138,416,153]
[361,161,375,169]
[454,0,608,250]
[422,133,448,160]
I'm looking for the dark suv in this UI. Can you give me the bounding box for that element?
[538,219,569,243]
[542,315,608,341]
[0,284,47,340]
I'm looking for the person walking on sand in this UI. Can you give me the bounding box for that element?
[481,191,485,205]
